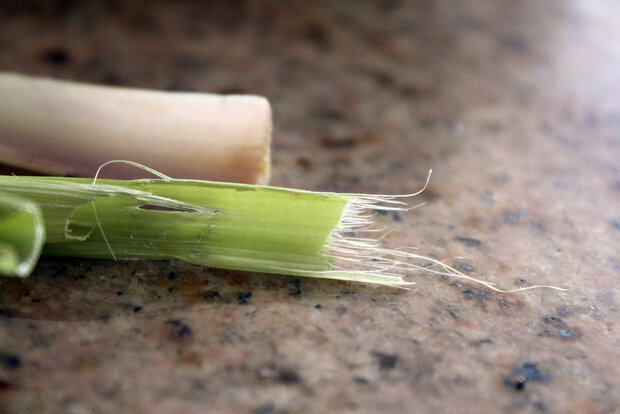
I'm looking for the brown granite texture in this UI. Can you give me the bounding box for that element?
[1,1,619,413]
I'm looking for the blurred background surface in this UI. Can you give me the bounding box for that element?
[0,1,619,413]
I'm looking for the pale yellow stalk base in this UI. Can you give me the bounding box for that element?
[0,72,272,184]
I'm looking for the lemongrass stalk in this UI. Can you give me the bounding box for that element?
[0,72,271,184]
[0,174,412,286]
[0,192,45,277]
[0,172,568,291]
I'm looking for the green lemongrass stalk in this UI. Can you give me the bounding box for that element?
[0,192,45,277]
[0,171,413,286]
[0,166,568,291]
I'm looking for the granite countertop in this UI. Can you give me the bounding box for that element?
[1,1,619,413]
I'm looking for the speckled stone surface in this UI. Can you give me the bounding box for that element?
[1,1,619,413]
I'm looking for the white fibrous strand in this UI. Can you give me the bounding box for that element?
[323,171,568,292]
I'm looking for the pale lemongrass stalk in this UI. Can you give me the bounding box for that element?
[0,72,271,184]
[0,165,568,291]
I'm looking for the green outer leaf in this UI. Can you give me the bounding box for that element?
[0,192,45,277]
[0,176,410,286]
[0,176,349,276]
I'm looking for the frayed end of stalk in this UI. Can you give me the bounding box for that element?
[322,171,569,293]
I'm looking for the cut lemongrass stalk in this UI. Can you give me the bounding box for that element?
[0,72,272,184]
[0,173,408,286]
[0,166,568,291]
[0,192,45,277]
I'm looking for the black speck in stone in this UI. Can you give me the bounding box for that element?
[237,291,253,305]
[165,319,192,339]
[453,236,482,247]
[461,288,489,300]
[354,376,369,384]
[41,47,70,65]
[471,338,493,347]
[116,291,123,296]
[288,279,302,296]
[513,363,551,383]
[314,304,322,309]
[392,212,402,222]
[177,325,191,338]
[203,290,221,300]
[372,352,398,370]
[503,378,526,391]
[560,307,571,315]
[543,316,564,325]
[453,261,475,272]
[133,306,143,313]
[277,369,301,384]
[168,271,177,280]
[609,219,620,231]
[302,22,331,49]
[0,353,21,370]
